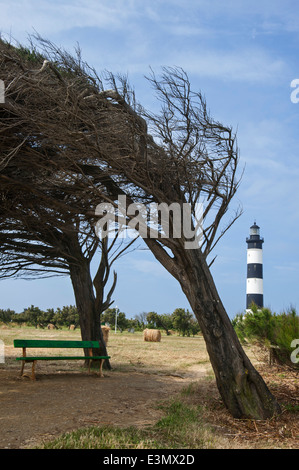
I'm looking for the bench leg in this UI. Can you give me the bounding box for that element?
[20,360,25,377]
[19,360,37,380]
[31,361,37,380]
[88,348,93,375]
[88,359,104,377]
[99,359,104,377]
[20,347,26,377]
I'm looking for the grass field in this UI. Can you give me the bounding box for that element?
[1,325,211,375]
[0,325,298,449]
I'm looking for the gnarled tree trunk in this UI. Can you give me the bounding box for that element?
[69,260,111,370]
[178,248,281,419]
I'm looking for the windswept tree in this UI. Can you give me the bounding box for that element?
[91,66,280,419]
[0,39,137,364]
[0,37,281,418]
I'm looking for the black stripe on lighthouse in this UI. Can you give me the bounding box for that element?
[247,263,263,278]
[247,293,264,309]
[246,222,264,310]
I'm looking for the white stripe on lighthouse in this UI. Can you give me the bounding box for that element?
[247,278,263,295]
[247,248,263,265]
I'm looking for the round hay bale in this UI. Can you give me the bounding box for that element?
[47,323,55,330]
[69,324,75,330]
[143,328,161,342]
[101,325,110,344]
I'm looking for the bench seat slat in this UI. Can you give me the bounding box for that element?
[16,356,110,361]
[14,339,100,348]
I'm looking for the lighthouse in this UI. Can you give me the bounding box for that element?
[246,221,264,310]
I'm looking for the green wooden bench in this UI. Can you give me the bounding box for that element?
[14,339,110,380]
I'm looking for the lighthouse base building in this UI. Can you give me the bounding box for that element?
[246,222,264,311]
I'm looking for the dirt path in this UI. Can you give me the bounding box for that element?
[0,360,208,449]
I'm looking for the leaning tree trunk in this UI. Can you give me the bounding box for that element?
[69,260,111,370]
[177,248,281,420]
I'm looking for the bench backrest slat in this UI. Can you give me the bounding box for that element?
[14,339,100,348]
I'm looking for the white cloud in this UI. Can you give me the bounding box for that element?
[174,48,286,83]
[0,0,140,39]
[0,0,290,88]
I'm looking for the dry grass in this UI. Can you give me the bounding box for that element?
[1,325,210,377]
[1,325,298,449]
[106,330,210,375]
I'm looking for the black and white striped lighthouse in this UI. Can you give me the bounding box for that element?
[246,221,264,310]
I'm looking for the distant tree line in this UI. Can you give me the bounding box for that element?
[102,307,200,336]
[0,305,200,336]
[0,305,79,329]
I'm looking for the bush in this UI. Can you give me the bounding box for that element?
[272,307,299,365]
[0,309,15,324]
[233,304,299,368]
[241,304,276,343]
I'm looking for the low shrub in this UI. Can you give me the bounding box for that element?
[233,305,299,368]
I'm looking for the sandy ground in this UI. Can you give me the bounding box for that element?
[1,341,298,450]
[0,352,206,449]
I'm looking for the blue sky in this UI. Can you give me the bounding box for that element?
[0,0,299,319]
